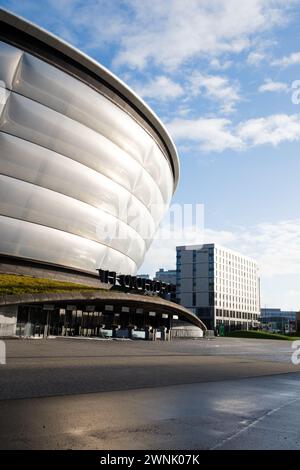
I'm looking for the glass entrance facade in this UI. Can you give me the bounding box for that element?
[16,301,187,339]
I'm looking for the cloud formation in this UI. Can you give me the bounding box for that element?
[113,0,293,70]
[142,217,300,277]
[188,73,241,113]
[167,117,242,152]
[3,0,297,74]
[246,51,266,66]
[168,113,300,152]
[131,76,184,101]
[258,79,289,93]
[141,217,300,308]
[271,51,300,67]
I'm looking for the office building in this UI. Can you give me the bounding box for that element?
[176,244,260,330]
[260,308,300,334]
[155,268,177,285]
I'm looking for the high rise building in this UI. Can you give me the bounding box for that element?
[155,268,177,285]
[176,244,260,330]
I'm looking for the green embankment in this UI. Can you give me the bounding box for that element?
[0,274,101,296]
[226,330,300,341]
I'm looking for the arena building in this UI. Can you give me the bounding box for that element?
[0,9,206,338]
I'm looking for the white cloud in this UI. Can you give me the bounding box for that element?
[258,78,288,92]
[176,107,192,117]
[206,219,300,278]
[167,117,243,152]
[247,51,265,66]
[113,0,294,70]
[209,58,232,70]
[140,218,300,309]
[7,0,297,72]
[271,51,300,67]
[188,73,241,113]
[141,217,300,279]
[167,113,300,152]
[246,36,278,66]
[249,220,300,277]
[11,0,129,49]
[238,113,300,146]
[131,76,184,101]
[132,72,241,111]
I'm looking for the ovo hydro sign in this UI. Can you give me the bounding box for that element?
[97,269,176,296]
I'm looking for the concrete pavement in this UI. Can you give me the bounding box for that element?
[0,337,300,449]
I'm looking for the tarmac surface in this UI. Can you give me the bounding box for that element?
[0,336,300,449]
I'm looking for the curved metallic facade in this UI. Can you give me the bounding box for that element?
[0,11,179,276]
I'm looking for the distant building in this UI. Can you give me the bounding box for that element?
[155,268,177,285]
[176,244,260,330]
[260,308,300,334]
[138,274,150,279]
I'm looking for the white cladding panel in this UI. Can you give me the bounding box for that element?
[0,41,175,275]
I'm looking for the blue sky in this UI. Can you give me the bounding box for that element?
[2,0,300,309]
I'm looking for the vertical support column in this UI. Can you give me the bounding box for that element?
[44,310,50,338]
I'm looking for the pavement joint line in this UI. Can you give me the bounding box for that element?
[210,394,300,450]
